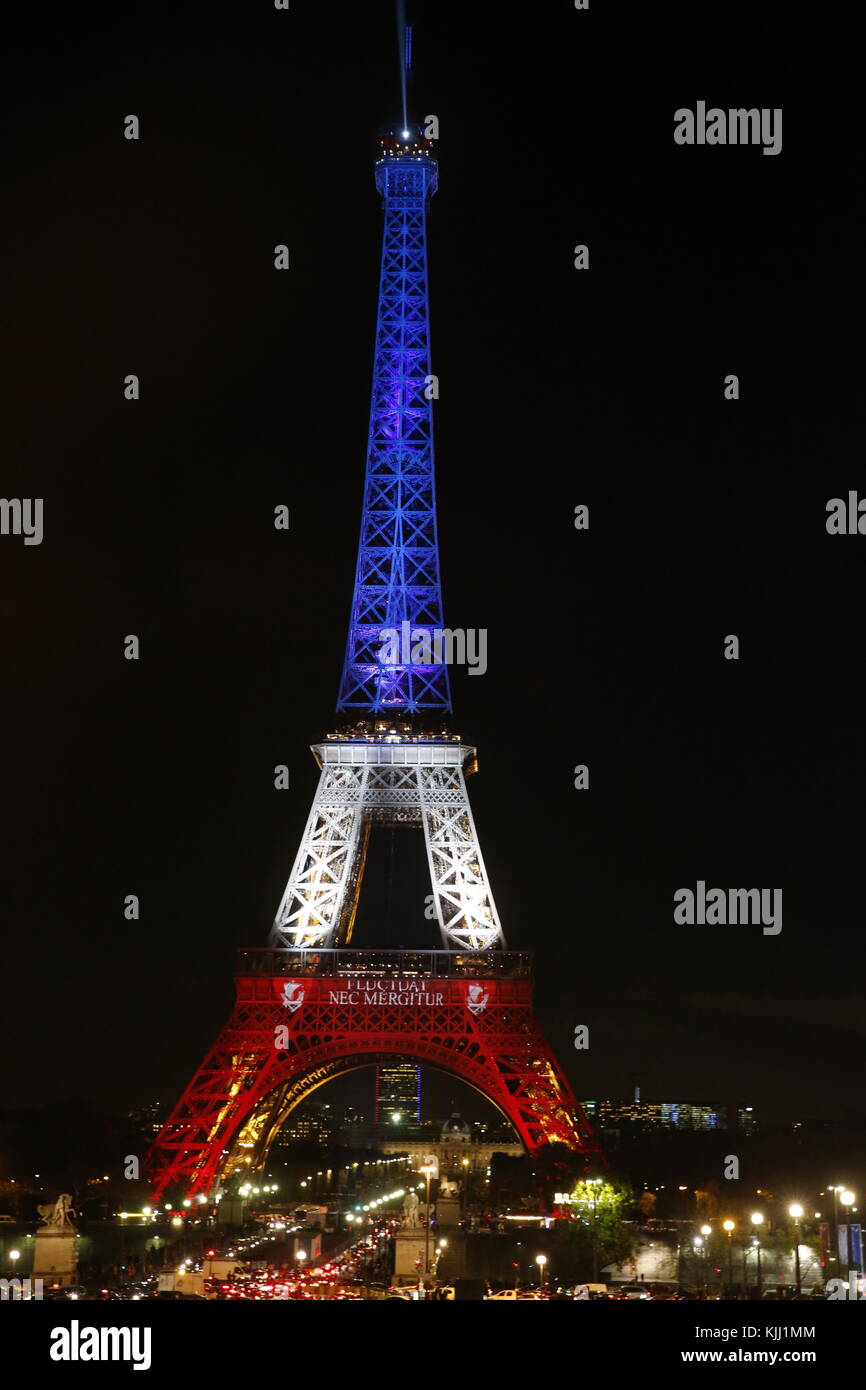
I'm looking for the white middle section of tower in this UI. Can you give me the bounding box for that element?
[269,737,505,953]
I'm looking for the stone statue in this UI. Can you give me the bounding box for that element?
[402,1190,420,1228]
[36,1194,77,1231]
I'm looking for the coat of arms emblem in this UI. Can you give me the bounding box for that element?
[466,984,489,1016]
[281,981,305,1012]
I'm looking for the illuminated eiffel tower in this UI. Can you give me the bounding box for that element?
[145,124,602,1201]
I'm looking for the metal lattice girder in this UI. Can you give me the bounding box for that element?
[269,764,369,948]
[144,960,603,1200]
[338,143,451,713]
[269,736,505,951]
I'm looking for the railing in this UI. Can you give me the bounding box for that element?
[235,947,533,980]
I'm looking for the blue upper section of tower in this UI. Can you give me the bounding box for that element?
[337,130,452,715]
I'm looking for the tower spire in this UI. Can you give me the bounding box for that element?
[337,130,451,715]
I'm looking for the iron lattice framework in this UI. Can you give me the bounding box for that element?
[269,728,504,952]
[338,136,450,714]
[144,131,602,1201]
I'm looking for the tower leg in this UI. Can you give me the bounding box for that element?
[270,764,369,947]
[419,764,503,950]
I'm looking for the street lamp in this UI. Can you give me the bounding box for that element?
[723,1221,735,1299]
[459,1156,471,1216]
[829,1185,855,1276]
[697,1226,711,1297]
[750,1214,764,1297]
[420,1164,435,1285]
[535,1254,548,1290]
[840,1192,857,1294]
[693,1237,705,1298]
[788,1204,803,1297]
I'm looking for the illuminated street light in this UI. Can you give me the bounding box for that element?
[830,1188,856,1280]
[750,1234,763,1296]
[750,1210,764,1289]
[722,1221,735,1298]
[692,1234,709,1297]
[419,1163,436,1284]
[788,1204,805,1296]
[535,1253,548,1290]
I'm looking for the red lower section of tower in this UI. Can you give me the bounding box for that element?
[145,951,603,1200]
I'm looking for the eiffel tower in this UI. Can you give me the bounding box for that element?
[145,125,602,1201]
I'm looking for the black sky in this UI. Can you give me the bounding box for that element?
[1,0,863,1128]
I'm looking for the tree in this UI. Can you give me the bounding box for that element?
[556,1179,637,1281]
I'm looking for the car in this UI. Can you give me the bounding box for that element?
[487,1288,542,1301]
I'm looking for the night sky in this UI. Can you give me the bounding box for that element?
[2,1,863,1129]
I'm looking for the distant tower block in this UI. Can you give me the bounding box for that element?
[376,1061,421,1123]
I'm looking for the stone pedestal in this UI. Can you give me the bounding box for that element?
[32,1230,78,1287]
[393,1230,428,1280]
[435,1197,461,1227]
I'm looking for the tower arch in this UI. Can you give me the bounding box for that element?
[145,949,600,1200]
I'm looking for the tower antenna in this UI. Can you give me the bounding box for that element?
[396,2,411,135]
